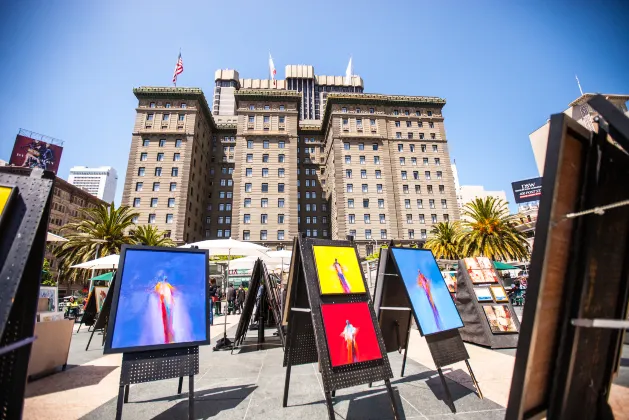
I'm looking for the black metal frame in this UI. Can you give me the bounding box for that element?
[77,287,97,332]
[282,237,399,420]
[0,184,17,230]
[104,244,210,354]
[86,271,117,351]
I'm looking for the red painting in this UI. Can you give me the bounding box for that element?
[321,302,382,367]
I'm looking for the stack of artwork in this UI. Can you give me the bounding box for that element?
[313,245,381,367]
[463,257,517,334]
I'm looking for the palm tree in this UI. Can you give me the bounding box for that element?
[458,197,529,261]
[55,203,138,280]
[424,221,462,259]
[131,225,175,247]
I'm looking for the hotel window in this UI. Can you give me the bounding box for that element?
[248,116,255,123]
[396,132,402,139]
[278,154,285,163]
[436,171,443,179]
[260,230,267,240]
[361,170,367,179]
[370,119,376,126]
[377,184,383,193]
[342,118,348,126]
[427,110,433,117]
[369,108,375,114]
[278,183,285,193]
[344,142,350,150]
[244,214,251,224]
[226,192,232,198]
[205,217,211,225]
[420,134,425,139]
[135,182,143,192]
[261,183,268,193]
[249,104,255,110]
[142,139,150,146]
[417,121,423,128]
[261,198,268,207]
[147,113,154,121]
[401,171,407,180]
[140,153,147,161]
[359,156,366,165]
[432,145,438,152]
[342,107,347,113]
[263,140,270,149]
[263,116,270,123]
[347,183,354,194]
[218,216,224,224]
[364,214,371,224]
[363,199,370,208]
[148,214,156,224]
[375,170,382,179]
[435,158,441,166]
[220,179,226,187]
[261,214,268,224]
[406,121,412,128]
[349,214,355,224]
[157,153,164,161]
[166,214,173,224]
[398,144,403,152]
[176,139,182,147]
[133,198,141,207]
[278,214,285,224]
[424,158,429,166]
[278,168,285,177]
[219,204,225,211]
[378,199,384,208]
[408,133,414,139]
[362,184,368,193]
[243,230,250,240]
[381,229,387,239]
[173,153,180,161]
[306,216,311,224]
[171,167,178,176]
[346,169,352,178]
[155,167,162,176]
[372,143,378,151]
[444,214,450,222]
[413,171,419,180]
[429,122,434,128]
[417,199,423,208]
[421,144,427,152]
[408,229,415,239]
[246,154,253,163]
[429,199,435,209]
[345,155,351,164]
[262,168,269,177]
[403,185,409,194]
[313,229,318,237]
[407,214,413,224]
[263,105,270,110]
[428,185,433,194]
[152,182,160,191]
[356,108,361,113]
[163,114,169,121]
[178,114,184,121]
[400,157,406,165]
[277,230,285,240]
[279,105,285,110]
[262,154,269,163]
[439,185,445,193]
[322,216,328,224]
[165,103,171,108]
[442,199,448,209]
[279,116,285,124]
[244,198,251,208]
[425,171,431,180]
[306,204,311,211]
[170,182,176,191]
[431,133,436,139]
[432,214,438,223]
[279,141,285,148]
[395,121,401,127]
[358,143,364,150]
[420,229,427,239]
[405,199,411,208]
[356,118,362,127]
[419,214,425,223]
[393,110,399,115]
[278,198,285,207]
[379,214,386,223]
[149,102,155,108]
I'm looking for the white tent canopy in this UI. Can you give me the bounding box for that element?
[70,254,119,270]
[47,232,68,242]
[179,238,270,258]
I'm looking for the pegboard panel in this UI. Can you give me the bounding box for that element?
[283,311,317,366]
[120,346,199,385]
[425,329,469,368]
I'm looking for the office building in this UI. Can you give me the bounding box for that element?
[529,93,629,175]
[68,166,118,202]
[122,64,460,256]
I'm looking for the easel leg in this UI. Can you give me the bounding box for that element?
[77,320,83,333]
[85,329,97,351]
[331,390,335,397]
[437,368,456,413]
[282,363,292,407]
[102,328,107,346]
[115,385,125,420]
[178,376,184,394]
[324,391,336,420]
[188,374,194,419]
[401,313,412,377]
[384,379,400,420]
[401,346,409,377]
[123,384,129,403]
[464,359,483,399]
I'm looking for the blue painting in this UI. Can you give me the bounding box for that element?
[110,249,207,351]
[391,248,464,335]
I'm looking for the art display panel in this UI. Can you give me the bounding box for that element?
[441,271,457,293]
[94,286,109,312]
[483,305,518,333]
[391,248,464,336]
[313,245,366,295]
[107,247,209,353]
[320,302,382,367]
[473,287,494,302]
[490,285,509,303]
[464,257,498,284]
[39,286,58,312]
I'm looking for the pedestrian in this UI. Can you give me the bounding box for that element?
[236,284,245,314]
[208,279,217,325]
[226,283,236,315]
[214,287,222,317]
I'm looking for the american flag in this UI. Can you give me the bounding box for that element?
[172,52,184,86]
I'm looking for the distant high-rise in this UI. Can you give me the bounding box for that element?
[122,63,460,256]
[68,166,118,202]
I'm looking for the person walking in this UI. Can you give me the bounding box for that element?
[226,283,236,315]
[236,285,245,314]
[208,279,217,325]
[214,287,223,317]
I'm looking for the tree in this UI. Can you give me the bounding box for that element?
[55,203,139,281]
[458,197,529,261]
[131,225,175,247]
[41,258,56,286]
[424,221,462,260]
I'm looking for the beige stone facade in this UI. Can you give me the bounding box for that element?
[122,68,460,256]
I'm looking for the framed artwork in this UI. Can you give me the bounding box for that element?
[476,257,493,269]
[464,257,481,270]
[390,248,464,336]
[468,270,485,284]
[481,269,499,283]
[94,286,109,312]
[490,285,509,303]
[313,245,366,295]
[320,302,382,367]
[483,305,518,333]
[473,287,493,302]
[39,286,58,312]
[441,271,457,293]
[104,245,210,354]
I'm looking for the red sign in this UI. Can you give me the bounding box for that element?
[9,134,64,174]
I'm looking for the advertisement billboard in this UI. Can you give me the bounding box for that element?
[511,177,542,203]
[9,134,64,174]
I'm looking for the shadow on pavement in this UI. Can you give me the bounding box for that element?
[25,365,118,398]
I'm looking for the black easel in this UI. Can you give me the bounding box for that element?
[283,237,400,420]
[86,273,116,351]
[77,290,97,333]
[115,346,198,420]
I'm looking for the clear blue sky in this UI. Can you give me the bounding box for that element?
[1,1,628,210]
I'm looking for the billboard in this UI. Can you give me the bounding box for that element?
[511,177,542,203]
[9,134,64,174]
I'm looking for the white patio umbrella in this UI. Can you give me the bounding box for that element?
[226,256,259,270]
[266,250,293,281]
[47,232,68,242]
[180,238,270,348]
[70,254,119,270]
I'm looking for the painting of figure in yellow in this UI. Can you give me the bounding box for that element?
[313,245,366,295]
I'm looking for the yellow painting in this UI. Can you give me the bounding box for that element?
[313,245,366,295]
[0,186,13,216]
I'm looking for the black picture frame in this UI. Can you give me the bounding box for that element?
[103,244,210,354]
[311,244,367,296]
[388,247,464,337]
[0,184,16,229]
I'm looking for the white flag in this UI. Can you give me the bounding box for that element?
[345,56,353,85]
[269,53,277,87]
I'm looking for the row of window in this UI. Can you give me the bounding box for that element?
[349,229,391,240]
[146,113,186,122]
[148,102,186,109]
[248,104,286,111]
[399,170,443,179]
[247,140,286,149]
[245,168,286,178]
[245,154,286,163]
[135,182,177,192]
[340,107,435,117]
[140,153,181,162]
[133,197,176,208]
[135,213,175,224]
[343,143,439,152]
[248,115,286,124]
[405,214,450,223]
[342,155,440,166]
[240,229,326,241]
[395,132,437,140]
[347,213,449,224]
[345,197,447,209]
[142,139,183,147]
[137,167,179,177]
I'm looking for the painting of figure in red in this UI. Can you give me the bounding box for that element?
[154,276,176,343]
[416,269,444,330]
[321,302,382,367]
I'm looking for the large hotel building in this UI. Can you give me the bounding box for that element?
[121,65,460,256]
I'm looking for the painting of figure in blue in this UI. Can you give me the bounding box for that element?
[110,248,208,351]
[391,248,464,336]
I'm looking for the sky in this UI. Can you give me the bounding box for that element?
[1,0,628,211]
